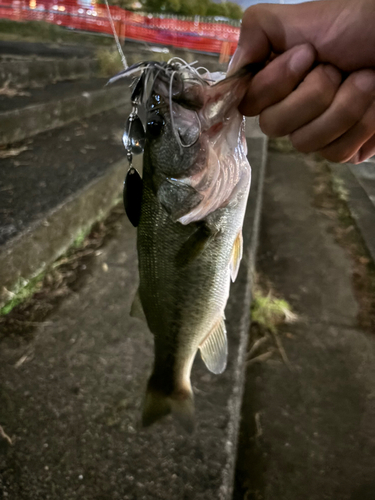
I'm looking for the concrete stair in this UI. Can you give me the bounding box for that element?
[0,39,269,500]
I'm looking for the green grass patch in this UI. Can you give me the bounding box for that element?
[251,288,296,331]
[0,272,45,316]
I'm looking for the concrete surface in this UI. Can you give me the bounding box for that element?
[0,56,98,89]
[330,162,375,264]
[0,104,134,307]
[234,151,375,500]
[0,79,129,145]
[0,40,97,59]
[0,124,267,499]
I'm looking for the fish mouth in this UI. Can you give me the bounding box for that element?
[109,59,210,150]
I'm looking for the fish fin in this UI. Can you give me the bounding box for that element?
[170,394,195,433]
[142,385,195,433]
[130,288,146,322]
[157,178,203,222]
[142,387,172,428]
[199,317,228,374]
[175,222,213,268]
[230,230,243,282]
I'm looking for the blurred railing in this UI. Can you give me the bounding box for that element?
[0,0,240,55]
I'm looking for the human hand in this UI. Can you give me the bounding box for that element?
[229,0,375,164]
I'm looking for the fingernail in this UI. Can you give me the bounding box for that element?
[289,45,314,74]
[323,65,342,85]
[227,46,245,76]
[354,71,375,93]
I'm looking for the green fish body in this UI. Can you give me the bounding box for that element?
[125,62,251,430]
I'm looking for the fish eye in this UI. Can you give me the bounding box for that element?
[147,111,165,138]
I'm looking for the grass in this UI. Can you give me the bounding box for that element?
[0,19,113,46]
[251,287,296,332]
[70,225,93,249]
[0,272,45,316]
[247,279,297,368]
[96,47,124,77]
[331,175,349,202]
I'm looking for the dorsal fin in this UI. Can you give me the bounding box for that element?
[199,317,227,374]
[230,230,243,282]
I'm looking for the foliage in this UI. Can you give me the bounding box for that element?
[96,48,124,77]
[0,19,113,45]
[139,0,243,20]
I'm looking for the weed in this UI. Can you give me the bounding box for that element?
[96,48,124,77]
[251,287,296,332]
[331,174,349,202]
[0,272,45,316]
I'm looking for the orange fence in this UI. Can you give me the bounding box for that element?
[0,0,240,55]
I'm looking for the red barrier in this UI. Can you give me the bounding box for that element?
[0,0,240,55]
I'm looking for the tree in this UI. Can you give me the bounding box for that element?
[139,0,243,20]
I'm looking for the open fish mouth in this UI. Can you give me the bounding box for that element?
[110,58,256,228]
[109,58,218,152]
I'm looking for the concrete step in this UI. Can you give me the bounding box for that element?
[0,39,97,59]
[0,77,129,145]
[330,161,375,264]
[234,147,375,500]
[0,104,131,306]
[0,54,98,89]
[0,118,267,500]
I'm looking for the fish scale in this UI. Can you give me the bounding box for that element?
[119,60,252,430]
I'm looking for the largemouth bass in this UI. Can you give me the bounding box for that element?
[113,60,255,431]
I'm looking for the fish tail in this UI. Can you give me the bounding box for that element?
[142,377,195,433]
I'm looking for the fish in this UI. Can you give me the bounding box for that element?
[114,59,257,431]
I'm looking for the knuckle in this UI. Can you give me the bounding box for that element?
[312,70,336,107]
[243,4,267,21]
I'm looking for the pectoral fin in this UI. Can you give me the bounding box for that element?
[175,222,214,268]
[199,317,227,375]
[130,288,146,322]
[230,231,243,282]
